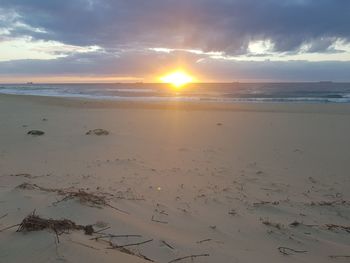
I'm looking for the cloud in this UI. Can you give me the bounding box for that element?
[0,0,350,54]
[1,50,350,82]
[1,0,350,81]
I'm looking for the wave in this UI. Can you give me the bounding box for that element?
[1,84,350,103]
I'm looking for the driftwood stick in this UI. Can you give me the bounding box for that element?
[106,204,129,215]
[0,213,8,220]
[329,255,350,259]
[161,240,174,249]
[168,254,210,263]
[196,238,212,244]
[91,234,142,240]
[278,246,307,255]
[151,215,168,224]
[69,239,100,250]
[93,226,111,233]
[0,223,21,232]
[111,239,153,248]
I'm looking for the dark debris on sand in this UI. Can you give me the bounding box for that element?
[86,129,109,136]
[16,183,129,214]
[27,130,45,136]
[17,211,94,236]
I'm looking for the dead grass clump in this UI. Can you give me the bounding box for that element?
[16,183,129,214]
[58,190,108,207]
[16,182,39,190]
[325,224,350,233]
[17,211,94,236]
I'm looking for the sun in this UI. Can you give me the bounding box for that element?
[160,71,194,88]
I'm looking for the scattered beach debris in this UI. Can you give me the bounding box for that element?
[262,220,282,230]
[106,238,154,262]
[27,130,45,136]
[228,209,237,215]
[0,211,95,241]
[17,211,94,236]
[310,200,350,206]
[289,221,301,227]
[308,176,317,184]
[110,238,153,249]
[0,213,8,220]
[216,123,223,126]
[55,189,110,208]
[91,233,142,241]
[161,240,174,249]
[16,182,38,190]
[113,247,154,262]
[42,118,48,121]
[15,183,129,214]
[329,255,350,259]
[325,224,350,233]
[287,221,350,233]
[10,173,32,178]
[151,215,168,224]
[86,129,109,136]
[196,238,212,244]
[168,254,210,263]
[278,246,307,256]
[10,173,50,179]
[254,201,280,207]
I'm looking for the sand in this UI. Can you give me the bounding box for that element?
[0,94,349,263]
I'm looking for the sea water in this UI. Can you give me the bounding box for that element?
[1,82,350,103]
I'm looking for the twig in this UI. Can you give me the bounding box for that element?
[69,240,100,250]
[0,213,8,220]
[196,238,212,244]
[54,228,60,243]
[111,239,153,248]
[0,224,21,232]
[151,215,168,224]
[168,254,210,263]
[161,240,174,249]
[106,204,129,215]
[329,255,350,259]
[93,226,111,233]
[91,234,142,240]
[278,246,307,255]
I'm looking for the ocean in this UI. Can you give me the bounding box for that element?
[1,82,350,103]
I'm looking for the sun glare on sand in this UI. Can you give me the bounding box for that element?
[160,71,194,88]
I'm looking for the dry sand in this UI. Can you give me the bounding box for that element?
[0,94,350,263]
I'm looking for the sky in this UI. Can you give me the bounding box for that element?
[0,0,350,83]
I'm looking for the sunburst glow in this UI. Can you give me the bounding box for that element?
[160,71,194,88]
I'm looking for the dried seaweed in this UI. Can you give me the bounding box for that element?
[16,211,94,237]
[16,183,129,214]
[325,224,350,233]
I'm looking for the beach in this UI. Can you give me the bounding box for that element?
[0,94,349,263]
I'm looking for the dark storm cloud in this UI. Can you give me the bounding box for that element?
[1,0,350,54]
[0,50,203,76]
